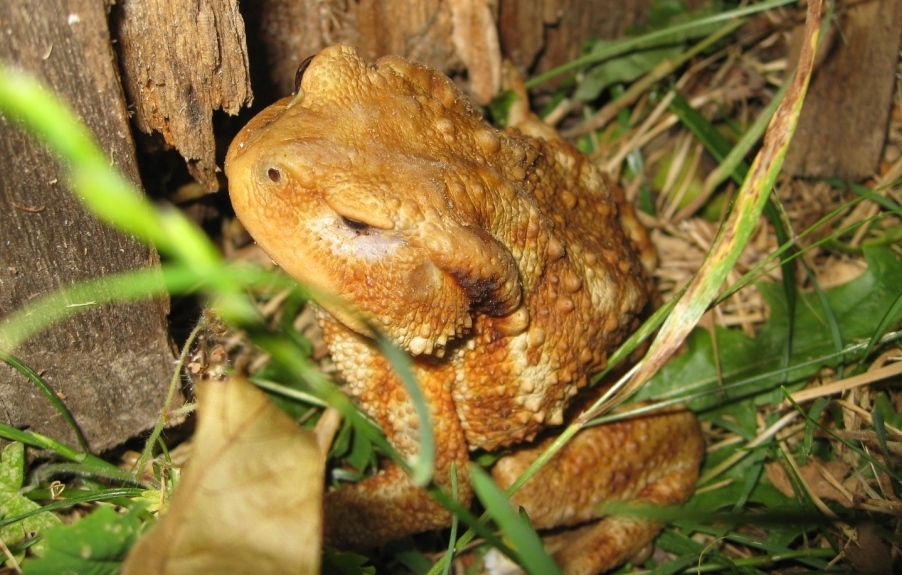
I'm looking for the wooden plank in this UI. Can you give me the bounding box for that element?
[0,0,177,454]
[785,0,902,179]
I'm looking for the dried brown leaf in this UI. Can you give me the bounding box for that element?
[122,376,323,575]
[765,458,852,505]
[843,522,895,575]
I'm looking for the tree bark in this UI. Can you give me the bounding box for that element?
[113,0,251,191]
[249,0,668,103]
[0,0,177,454]
[498,0,655,75]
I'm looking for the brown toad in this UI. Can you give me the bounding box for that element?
[224,45,703,575]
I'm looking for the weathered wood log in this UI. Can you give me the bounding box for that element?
[785,0,902,179]
[250,0,665,102]
[113,0,252,191]
[0,0,177,454]
[499,0,656,76]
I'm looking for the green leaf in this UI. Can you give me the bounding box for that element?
[873,392,902,429]
[390,543,435,575]
[0,443,61,559]
[574,44,682,101]
[645,0,691,27]
[638,246,902,409]
[0,442,25,492]
[0,355,88,452]
[329,418,377,477]
[21,506,143,575]
[485,89,520,128]
[321,548,376,575]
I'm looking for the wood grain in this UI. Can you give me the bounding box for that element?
[250,0,682,101]
[113,0,251,191]
[0,0,177,454]
[785,0,902,179]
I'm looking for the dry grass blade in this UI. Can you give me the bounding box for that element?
[582,0,827,420]
[788,361,902,407]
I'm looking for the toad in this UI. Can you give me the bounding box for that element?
[225,45,703,575]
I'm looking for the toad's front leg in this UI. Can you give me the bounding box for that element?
[320,317,472,550]
[492,408,704,575]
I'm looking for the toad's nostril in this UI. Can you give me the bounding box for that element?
[267,167,282,183]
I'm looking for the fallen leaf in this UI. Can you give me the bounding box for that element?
[0,442,62,559]
[765,457,851,505]
[122,376,324,575]
[843,522,894,575]
[638,246,902,410]
[21,506,141,575]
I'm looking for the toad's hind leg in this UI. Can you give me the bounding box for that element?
[491,408,704,575]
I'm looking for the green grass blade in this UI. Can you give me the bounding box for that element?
[702,78,791,189]
[132,322,204,479]
[859,283,902,364]
[785,391,901,483]
[0,488,146,530]
[469,466,563,575]
[526,0,796,88]
[0,353,89,452]
[29,462,142,487]
[0,266,169,353]
[0,423,121,475]
[441,463,460,575]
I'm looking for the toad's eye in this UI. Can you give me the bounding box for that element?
[294,54,315,94]
[341,216,370,232]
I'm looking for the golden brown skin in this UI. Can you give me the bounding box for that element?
[225,45,703,574]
